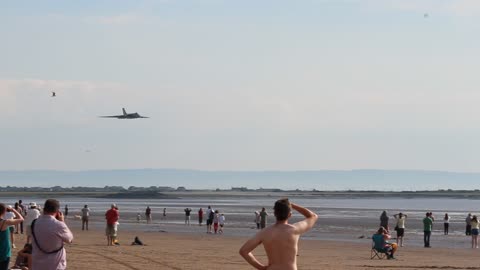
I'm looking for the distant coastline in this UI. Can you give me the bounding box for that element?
[2,187,480,199]
[2,168,480,191]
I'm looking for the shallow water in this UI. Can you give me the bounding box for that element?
[2,196,476,248]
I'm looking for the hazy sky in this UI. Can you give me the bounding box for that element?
[1,0,480,172]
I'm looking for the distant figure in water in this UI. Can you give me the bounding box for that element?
[198,208,203,226]
[145,206,152,224]
[64,205,69,217]
[254,211,261,229]
[136,213,141,223]
[380,211,389,232]
[163,208,166,219]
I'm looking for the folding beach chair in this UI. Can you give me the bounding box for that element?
[370,237,388,259]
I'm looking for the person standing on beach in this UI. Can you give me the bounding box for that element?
[4,207,16,249]
[255,211,261,229]
[443,213,450,235]
[163,208,166,219]
[206,206,213,233]
[0,203,24,270]
[18,200,25,234]
[260,208,268,229]
[81,205,90,231]
[184,208,192,225]
[471,215,479,248]
[25,202,41,244]
[13,203,21,235]
[31,199,73,270]
[145,206,152,224]
[64,205,68,217]
[423,212,433,248]
[219,213,225,234]
[380,211,389,232]
[239,199,318,270]
[466,213,472,236]
[393,213,407,247]
[198,208,203,226]
[105,204,119,246]
[213,210,219,233]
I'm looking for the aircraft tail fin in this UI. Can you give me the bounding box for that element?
[122,108,127,116]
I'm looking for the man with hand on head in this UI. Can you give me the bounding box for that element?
[239,198,318,270]
[31,199,73,270]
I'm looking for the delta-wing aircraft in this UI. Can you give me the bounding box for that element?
[100,108,149,119]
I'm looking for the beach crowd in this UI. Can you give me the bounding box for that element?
[2,198,480,269]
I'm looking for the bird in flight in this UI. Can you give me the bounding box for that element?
[99,108,149,119]
[52,91,56,97]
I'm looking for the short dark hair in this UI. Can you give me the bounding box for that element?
[274,198,291,221]
[43,199,60,214]
[0,203,5,216]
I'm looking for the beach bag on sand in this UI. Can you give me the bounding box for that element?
[31,219,64,254]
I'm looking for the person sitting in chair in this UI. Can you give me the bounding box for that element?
[372,226,397,259]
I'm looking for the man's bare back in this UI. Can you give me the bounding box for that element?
[239,200,318,270]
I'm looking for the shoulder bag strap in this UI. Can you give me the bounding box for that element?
[31,219,64,254]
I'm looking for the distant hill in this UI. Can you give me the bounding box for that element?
[1,169,480,190]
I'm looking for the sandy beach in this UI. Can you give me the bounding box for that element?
[10,224,480,270]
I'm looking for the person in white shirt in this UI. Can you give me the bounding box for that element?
[393,212,408,247]
[443,213,450,235]
[4,206,16,248]
[25,202,41,244]
[219,214,225,234]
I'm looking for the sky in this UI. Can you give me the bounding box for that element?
[1,0,480,172]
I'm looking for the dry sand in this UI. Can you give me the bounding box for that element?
[11,227,480,270]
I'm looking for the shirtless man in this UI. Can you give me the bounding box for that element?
[239,198,318,270]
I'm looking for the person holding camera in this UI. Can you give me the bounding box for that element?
[31,199,73,270]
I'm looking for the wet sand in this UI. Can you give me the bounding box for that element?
[10,226,480,270]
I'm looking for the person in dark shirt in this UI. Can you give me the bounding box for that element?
[184,208,192,225]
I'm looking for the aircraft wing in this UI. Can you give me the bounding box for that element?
[99,115,123,118]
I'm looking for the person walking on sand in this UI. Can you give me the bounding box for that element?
[239,199,318,270]
[105,204,119,246]
[198,208,203,226]
[31,199,73,270]
[0,203,24,270]
[443,213,450,235]
[81,205,90,231]
[471,215,479,248]
[423,212,433,248]
[260,208,268,229]
[393,212,407,247]
[380,211,389,232]
[466,213,472,236]
[145,206,152,224]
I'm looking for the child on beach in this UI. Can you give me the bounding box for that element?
[213,210,219,234]
[219,213,225,234]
